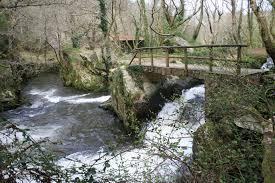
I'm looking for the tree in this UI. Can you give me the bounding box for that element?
[138,0,150,46]
[192,0,204,41]
[0,0,75,9]
[204,0,223,44]
[97,0,112,85]
[247,0,254,47]
[229,0,244,44]
[249,0,275,60]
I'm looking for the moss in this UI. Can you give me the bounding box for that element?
[60,49,106,92]
[63,48,82,62]
[194,121,264,183]
[126,65,144,89]
[0,12,9,32]
[110,68,142,136]
[242,56,266,69]
[262,145,274,183]
[19,51,57,63]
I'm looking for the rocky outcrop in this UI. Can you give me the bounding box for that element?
[60,49,106,91]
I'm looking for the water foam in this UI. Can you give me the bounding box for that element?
[0,124,62,145]
[29,88,110,104]
[66,96,111,104]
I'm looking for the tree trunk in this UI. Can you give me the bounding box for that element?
[250,0,275,60]
[247,0,254,47]
[237,0,243,43]
[161,0,172,27]
[98,0,112,85]
[192,0,204,41]
[270,2,275,39]
[139,0,150,46]
[231,0,238,43]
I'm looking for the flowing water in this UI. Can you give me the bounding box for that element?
[58,84,205,182]
[0,73,121,155]
[1,73,205,182]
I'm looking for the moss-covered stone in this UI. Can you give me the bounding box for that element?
[60,48,106,92]
[110,66,146,135]
[126,65,144,89]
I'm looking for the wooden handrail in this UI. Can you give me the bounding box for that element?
[134,44,247,50]
[134,53,242,65]
[130,44,248,75]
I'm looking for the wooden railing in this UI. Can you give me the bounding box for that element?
[129,44,248,75]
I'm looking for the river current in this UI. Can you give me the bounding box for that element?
[1,73,205,182]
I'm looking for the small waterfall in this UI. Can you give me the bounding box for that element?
[58,85,205,182]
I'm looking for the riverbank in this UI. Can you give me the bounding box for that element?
[0,52,59,111]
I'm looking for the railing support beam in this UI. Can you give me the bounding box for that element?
[184,48,188,73]
[138,51,142,65]
[209,47,213,72]
[166,48,169,67]
[150,49,154,67]
[237,46,242,75]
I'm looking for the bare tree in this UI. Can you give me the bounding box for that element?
[192,0,204,41]
[204,0,224,44]
[247,0,254,46]
[0,0,76,9]
[138,0,150,46]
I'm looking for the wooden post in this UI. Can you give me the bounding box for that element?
[184,48,188,72]
[166,48,169,67]
[209,46,213,72]
[150,49,154,67]
[237,46,242,75]
[138,50,142,65]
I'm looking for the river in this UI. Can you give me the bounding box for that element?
[1,73,205,182]
[0,73,122,156]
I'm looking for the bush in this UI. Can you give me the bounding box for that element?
[242,56,266,69]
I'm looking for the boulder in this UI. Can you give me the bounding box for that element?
[61,49,106,91]
[164,36,194,52]
[110,66,147,134]
[234,115,263,134]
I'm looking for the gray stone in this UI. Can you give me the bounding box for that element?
[165,36,194,52]
[234,115,263,134]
